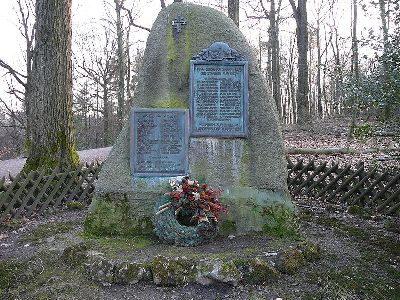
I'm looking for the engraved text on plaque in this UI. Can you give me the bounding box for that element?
[190,42,248,137]
[130,109,189,176]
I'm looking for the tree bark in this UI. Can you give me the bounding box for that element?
[379,0,391,119]
[25,0,78,171]
[115,0,125,132]
[349,0,359,139]
[228,0,240,26]
[289,0,310,124]
[269,0,282,118]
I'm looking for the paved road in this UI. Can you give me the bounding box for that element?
[0,147,112,179]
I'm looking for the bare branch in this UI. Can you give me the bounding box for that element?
[0,59,27,87]
[121,6,151,32]
[259,0,270,18]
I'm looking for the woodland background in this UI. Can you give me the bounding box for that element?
[0,0,399,161]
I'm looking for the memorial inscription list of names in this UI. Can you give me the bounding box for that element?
[191,63,248,137]
[131,109,188,176]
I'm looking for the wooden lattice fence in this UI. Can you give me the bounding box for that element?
[0,162,102,222]
[287,159,400,215]
[1,158,399,222]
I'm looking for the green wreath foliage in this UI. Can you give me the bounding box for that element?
[153,195,218,247]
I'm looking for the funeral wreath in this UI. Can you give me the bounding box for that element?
[153,176,227,246]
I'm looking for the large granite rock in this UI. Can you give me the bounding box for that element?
[85,2,292,237]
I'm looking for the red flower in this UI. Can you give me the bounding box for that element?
[169,191,181,202]
[182,183,190,193]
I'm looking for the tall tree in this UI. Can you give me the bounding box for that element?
[228,0,240,26]
[348,0,359,137]
[289,0,310,124]
[24,0,78,171]
[114,0,125,131]
[378,0,391,118]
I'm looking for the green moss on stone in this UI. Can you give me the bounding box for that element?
[84,195,154,237]
[61,242,88,266]
[235,258,279,284]
[220,260,241,280]
[261,204,299,238]
[152,99,187,109]
[151,256,197,286]
[114,262,150,284]
[297,241,321,262]
[166,25,176,64]
[276,249,305,274]
[219,187,295,235]
[219,219,237,235]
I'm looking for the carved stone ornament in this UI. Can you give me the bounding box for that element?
[192,42,245,62]
[172,15,187,35]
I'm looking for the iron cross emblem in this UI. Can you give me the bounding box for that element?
[172,15,187,35]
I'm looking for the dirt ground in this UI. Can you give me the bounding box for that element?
[0,116,399,299]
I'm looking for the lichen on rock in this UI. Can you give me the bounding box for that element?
[61,242,88,266]
[275,248,305,274]
[151,256,197,286]
[235,258,279,284]
[196,259,242,286]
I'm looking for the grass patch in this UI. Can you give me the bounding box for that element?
[314,216,400,256]
[0,251,100,299]
[82,234,155,258]
[20,221,76,244]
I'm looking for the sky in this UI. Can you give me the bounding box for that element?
[0,0,384,109]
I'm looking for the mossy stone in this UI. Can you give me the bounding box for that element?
[196,259,242,286]
[87,2,291,237]
[114,262,151,284]
[151,256,197,286]
[84,194,154,236]
[275,249,305,275]
[219,219,237,235]
[236,258,279,284]
[61,242,88,266]
[297,241,321,262]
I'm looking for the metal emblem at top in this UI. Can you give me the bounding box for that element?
[172,15,187,36]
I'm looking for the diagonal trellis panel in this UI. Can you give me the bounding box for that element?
[1,159,399,222]
[0,162,102,222]
[287,158,400,215]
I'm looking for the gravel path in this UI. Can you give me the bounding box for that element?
[0,147,112,178]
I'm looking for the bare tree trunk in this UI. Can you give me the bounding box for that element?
[103,74,111,147]
[349,0,359,138]
[289,0,310,124]
[269,0,282,118]
[379,0,391,119]
[228,0,240,26]
[160,0,166,9]
[25,0,78,172]
[126,28,132,108]
[288,37,296,123]
[115,0,125,132]
[316,18,322,117]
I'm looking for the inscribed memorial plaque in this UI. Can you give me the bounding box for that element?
[130,108,189,176]
[189,42,248,137]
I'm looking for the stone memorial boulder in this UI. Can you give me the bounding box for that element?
[85,2,293,237]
